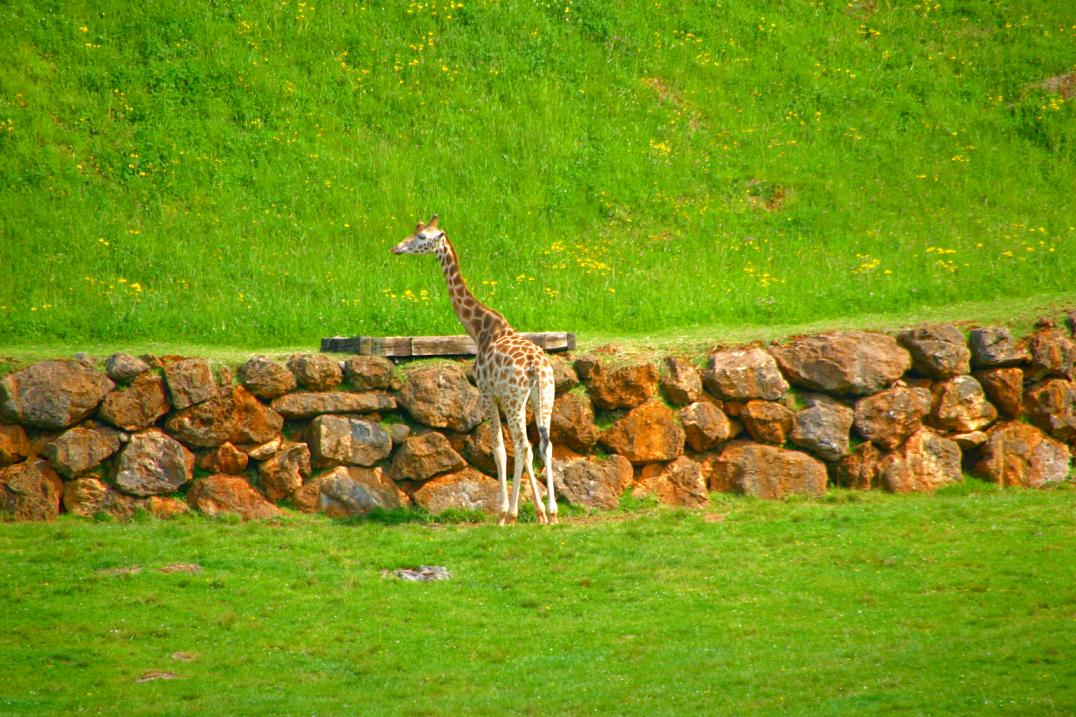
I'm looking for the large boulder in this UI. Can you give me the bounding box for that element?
[897,325,971,378]
[162,358,217,410]
[703,347,788,401]
[0,459,64,520]
[0,424,31,467]
[549,356,580,395]
[229,386,283,445]
[317,466,409,517]
[711,442,827,499]
[43,424,123,478]
[237,356,296,399]
[0,360,114,429]
[165,386,282,448]
[308,415,392,468]
[187,474,280,520]
[853,386,931,449]
[968,327,1029,368]
[679,401,736,453]
[343,355,399,391]
[113,430,194,497]
[975,368,1024,418]
[412,467,501,515]
[769,332,911,396]
[1023,379,1076,443]
[1026,328,1075,382]
[582,359,659,410]
[396,364,482,433]
[878,429,962,494]
[929,376,997,433]
[835,441,886,490]
[661,357,704,406]
[387,432,466,482]
[635,456,709,508]
[599,400,685,465]
[164,389,237,448]
[97,372,170,431]
[257,442,312,502]
[971,422,1070,488]
[554,454,633,510]
[740,400,794,445]
[450,422,516,476]
[286,353,343,392]
[63,476,143,519]
[790,393,854,462]
[269,391,396,420]
[104,353,150,383]
[550,391,601,453]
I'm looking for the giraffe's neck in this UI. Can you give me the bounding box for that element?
[436,236,511,348]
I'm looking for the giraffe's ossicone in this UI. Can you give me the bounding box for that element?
[392,215,558,525]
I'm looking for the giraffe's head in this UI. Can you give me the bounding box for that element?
[391,215,445,255]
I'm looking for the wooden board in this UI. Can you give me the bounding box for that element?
[321,332,575,357]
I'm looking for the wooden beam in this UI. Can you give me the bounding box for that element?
[321,332,575,357]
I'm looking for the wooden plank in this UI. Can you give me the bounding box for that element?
[411,335,477,357]
[321,336,412,357]
[321,332,575,357]
[521,332,575,352]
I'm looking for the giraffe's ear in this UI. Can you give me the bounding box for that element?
[415,221,426,232]
[428,214,440,228]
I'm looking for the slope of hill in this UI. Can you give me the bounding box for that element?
[1,0,1073,346]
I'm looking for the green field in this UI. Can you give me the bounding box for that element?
[1,487,1073,716]
[1,0,1074,348]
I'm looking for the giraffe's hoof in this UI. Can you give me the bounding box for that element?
[548,513,559,526]
[497,513,508,526]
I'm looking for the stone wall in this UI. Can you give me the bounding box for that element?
[1,319,1074,522]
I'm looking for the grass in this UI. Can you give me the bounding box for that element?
[1,1,1074,348]
[1,485,1074,716]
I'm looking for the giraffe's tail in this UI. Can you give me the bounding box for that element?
[529,362,552,460]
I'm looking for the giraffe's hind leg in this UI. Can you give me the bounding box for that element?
[505,396,538,525]
[533,369,558,524]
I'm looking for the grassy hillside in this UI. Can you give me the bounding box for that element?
[1,0,1073,347]
[2,488,1074,715]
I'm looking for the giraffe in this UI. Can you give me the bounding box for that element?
[391,215,558,525]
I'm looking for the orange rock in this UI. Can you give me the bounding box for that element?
[740,400,794,445]
[0,424,30,466]
[412,467,500,514]
[835,441,885,489]
[258,442,311,502]
[929,375,998,433]
[197,442,249,476]
[98,372,169,431]
[582,359,659,410]
[550,391,600,453]
[712,442,827,499]
[975,367,1023,419]
[599,400,685,465]
[661,357,703,406]
[634,456,708,508]
[187,474,280,520]
[0,459,64,520]
[554,454,633,509]
[388,432,466,482]
[878,429,962,494]
[973,421,1071,488]
[854,386,931,449]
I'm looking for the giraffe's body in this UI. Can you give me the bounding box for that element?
[393,216,558,524]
